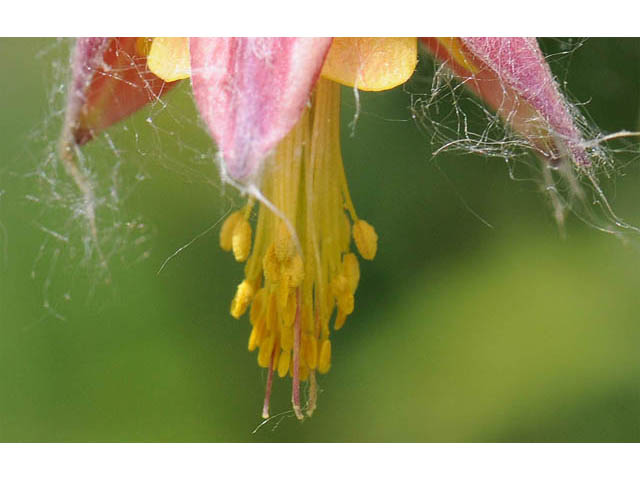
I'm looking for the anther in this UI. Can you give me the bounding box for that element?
[334,310,347,330]
[318,339,331,374]
[262,245,280,283]
[277,350,290,378]
[248,317,266,351]
[283,294,297,328]
[303,334,318,370]
[286,255,304,288]
[230,280,254,318]
[249,288,267,326]
[258,335,275,368]
[219,211,243,252]
[281,325,294,351]
[337,293,354,316]
[231,218,252,262]
[275,222,295,262]
[331,274,349,297]
[352,219,378,260]
[248,326,259,351]
[342,253,360,292]
[265,293,278,332]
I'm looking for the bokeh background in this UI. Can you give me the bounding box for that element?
[2,38,640,442]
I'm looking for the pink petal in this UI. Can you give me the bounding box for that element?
[189,37,333,182]
[422,37,588,166]
[61,37,180,148]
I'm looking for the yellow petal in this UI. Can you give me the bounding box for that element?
[147,37,191,82]
[321,37,417,92]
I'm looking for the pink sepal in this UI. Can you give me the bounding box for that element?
[61,37,180,147]
[422,37,588,166]
[189,37,333,182]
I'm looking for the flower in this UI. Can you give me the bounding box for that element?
[60,37,586,419]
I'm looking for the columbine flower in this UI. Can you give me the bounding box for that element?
[60,37,586,419]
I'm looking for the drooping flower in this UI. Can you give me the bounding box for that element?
[60,37,588,419]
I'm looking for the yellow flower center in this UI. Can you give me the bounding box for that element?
[219,77,378,419]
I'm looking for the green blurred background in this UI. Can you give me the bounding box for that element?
[2,38,640,442]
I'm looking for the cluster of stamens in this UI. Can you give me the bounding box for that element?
[219,78,378,419]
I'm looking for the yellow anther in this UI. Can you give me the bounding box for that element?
[301,305,314,332]
[281,325,294,351]
[286,254,304,288]
[303,334,318,370]
[219,211,243,252]
[254,317,267,347]
[258,335,275,368]
[334,310,348,330]
[299,364,310,382]
[265,293,278,332]
[230,280,254,318]
[343,253,360,292]
[232,218,252,262]
[318,339,332,374]
[248,314,267,351]
[248,325,259,351]
[337,292,354,316]
[277,276,290,311]
[262,245,281,283]
[353,219,378,260]
[275,222,295,262]
[277,350,290,378]
[283,293,297,328]
[249,288,267,326]
[331,274,351,298]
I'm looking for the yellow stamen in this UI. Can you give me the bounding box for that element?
[257,335,275,368]
[353,219,378,260]
[281,325,294,351]
[231,217,252,262]
[287,254,305,288]
[342,253,360,292]
[303,334,318,370]
[318,339,331,374]
[221,77,378,417]
[220,211,243,252]
[247,323,260,351]
[249,288,266,326]
[277,350,290,378]
[230,280,254,319]
[334,310,348,331]
[275,222,295,262]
